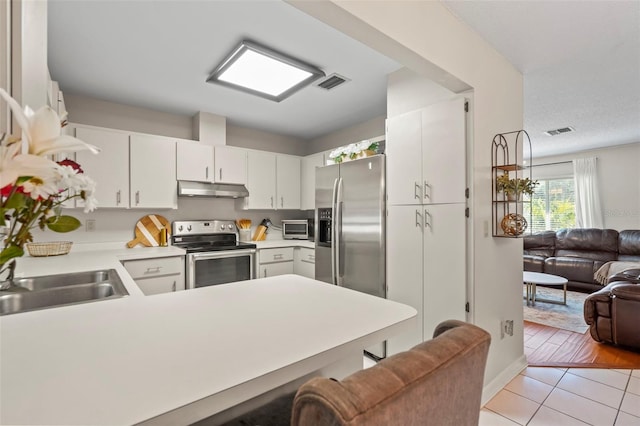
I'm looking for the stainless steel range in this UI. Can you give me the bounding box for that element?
[172,220,257,289]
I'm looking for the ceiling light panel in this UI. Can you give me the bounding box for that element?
[207,41,325,102]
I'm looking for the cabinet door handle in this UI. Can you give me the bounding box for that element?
[145,266,162,274]
[270,196,274,208]
[135,191,140,205]
[172,281,176,292]
[116,190,121,205]
[414,182,421,200]
[425,209,432,228]
[281,197,284,208]
[264,268,267,278]
[415,210,423,229]
[206,166,209,180]
[219,168,222,181]
[424,181,431,200]
[274,254,283,260]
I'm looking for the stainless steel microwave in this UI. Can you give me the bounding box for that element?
[282,219,313,240]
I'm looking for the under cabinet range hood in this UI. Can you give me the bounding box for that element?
[178,181,249,198]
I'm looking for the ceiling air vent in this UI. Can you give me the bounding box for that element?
[316,73,350,90]
[544,126,575,136]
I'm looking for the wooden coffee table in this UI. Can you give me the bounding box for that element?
[523,271,568,306]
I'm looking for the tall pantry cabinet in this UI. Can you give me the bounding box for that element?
[385,97,468,356]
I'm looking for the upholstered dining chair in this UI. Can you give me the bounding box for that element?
[291,319,491,426]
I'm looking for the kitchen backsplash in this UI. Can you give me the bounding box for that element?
[32,198,308,245]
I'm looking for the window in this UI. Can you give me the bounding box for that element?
[524,178,576,233]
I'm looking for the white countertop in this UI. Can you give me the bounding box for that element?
[254,239,315,249]
[1,246,415,425]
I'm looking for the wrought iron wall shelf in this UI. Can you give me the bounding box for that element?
[492,130,532,238]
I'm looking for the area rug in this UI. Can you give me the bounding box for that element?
[523,286,589,334]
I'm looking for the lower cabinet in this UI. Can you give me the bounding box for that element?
[294,247,315,279]
[257,247,294,278]
[386,203,467,356]
[122,256,185,295]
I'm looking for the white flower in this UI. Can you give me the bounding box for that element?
[0,88,100,157]
[0,141,59,189]
[356,140,372,151]
[21,175,60,200]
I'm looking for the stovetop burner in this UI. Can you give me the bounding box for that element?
[171,220,257,252]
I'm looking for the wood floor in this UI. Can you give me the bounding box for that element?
[524,320,640,368]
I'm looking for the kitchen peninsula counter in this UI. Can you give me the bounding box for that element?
[1,267,415,425]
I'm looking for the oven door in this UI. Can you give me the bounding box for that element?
[186,249,256,289]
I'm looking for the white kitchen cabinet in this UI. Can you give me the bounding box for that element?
[300,152,325,210]
[244,151,300,210]
[386,98,466,205]
[386,203,467,356]
[294,247,315,279]
[122,256,185,295]
[75,126,130,208]
[214,146,247,184]
[276,154,301,209]
[130,134,178,209]
[176,140,213,182]
[246,150,277,209]
[257,247,294,278]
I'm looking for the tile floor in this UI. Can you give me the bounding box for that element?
[482,367,640,425]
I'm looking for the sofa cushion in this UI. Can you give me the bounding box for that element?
[554,228,619,262]
[544,256,603,284]
[618,230,640,261]
[524,255,545,272]
[523,230,556,257]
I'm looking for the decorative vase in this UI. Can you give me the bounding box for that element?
[506,192,521,202]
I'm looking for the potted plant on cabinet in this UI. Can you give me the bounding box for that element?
[496,174,539,201]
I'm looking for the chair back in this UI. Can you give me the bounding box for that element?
[291,320,491,426]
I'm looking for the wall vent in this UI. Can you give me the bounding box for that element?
[544,126,575,136]
[315,73,350,90]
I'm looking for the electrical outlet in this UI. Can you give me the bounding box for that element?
[86,219,96,232]
[501,319,514,338]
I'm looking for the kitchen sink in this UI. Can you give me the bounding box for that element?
[0,269,129,316]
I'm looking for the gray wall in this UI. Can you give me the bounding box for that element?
[305,115,386,155]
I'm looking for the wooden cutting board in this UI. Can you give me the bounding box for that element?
[126,215,170,248]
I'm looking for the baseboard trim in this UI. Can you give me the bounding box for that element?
[481,354,528,405]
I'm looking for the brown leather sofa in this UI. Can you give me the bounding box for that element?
[524,228,640,292]
[584,269,640,349]
[291,320,491,426]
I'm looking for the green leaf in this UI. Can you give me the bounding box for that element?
[0,245,24,265]
[46,215,81,233]
[4,191,27,211]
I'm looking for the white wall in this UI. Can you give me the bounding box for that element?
[290,0,526,397]
[532,142,640,230]
[227,124,306,156]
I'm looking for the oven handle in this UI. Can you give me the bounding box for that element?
[189,249,257,261]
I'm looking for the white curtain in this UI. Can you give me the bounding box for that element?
[573,157,604,228]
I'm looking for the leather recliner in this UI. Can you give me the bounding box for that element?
[584,268,640,349]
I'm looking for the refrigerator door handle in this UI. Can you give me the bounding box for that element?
[335,177,344,286]
[331,177,339,285]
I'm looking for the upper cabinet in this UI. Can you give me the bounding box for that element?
[386,98,467,205]
[245,150,277,209]
[300,152,325,210]
[75,126,130,208]
[130,134,177,209]
[176,140,213,182]
[243,151,300,210]
[276,154,301,209]
[214,146,247,185]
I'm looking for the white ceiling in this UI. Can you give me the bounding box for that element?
[47,0,401,141]
[442,0,640,158]
[49,1,640,157]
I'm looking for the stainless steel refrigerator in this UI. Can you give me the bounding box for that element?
[315,155,386,357]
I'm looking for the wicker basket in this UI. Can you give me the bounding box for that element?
[26,241,73,257]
